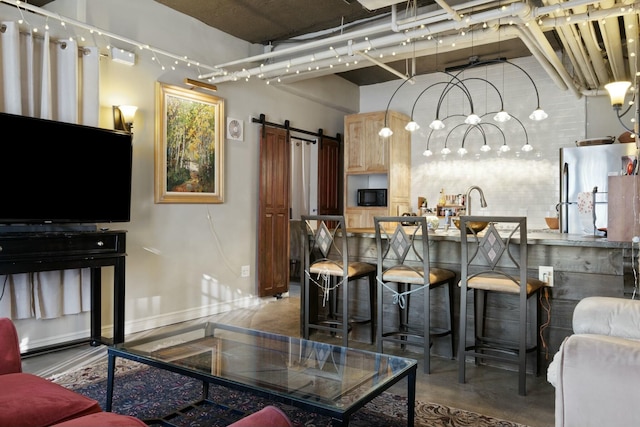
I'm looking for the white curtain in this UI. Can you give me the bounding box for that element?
[290,138,312,220]
[0,21,100,320]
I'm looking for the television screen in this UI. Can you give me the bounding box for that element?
[0,112,133,226]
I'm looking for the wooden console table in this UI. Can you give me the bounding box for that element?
[0,229,127,355]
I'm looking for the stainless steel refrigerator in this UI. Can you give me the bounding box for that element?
[559,143,638,234]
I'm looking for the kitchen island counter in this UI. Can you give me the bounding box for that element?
[335,226,636,368]
[346,227,633,249]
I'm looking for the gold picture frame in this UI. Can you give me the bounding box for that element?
[155,82,225,203]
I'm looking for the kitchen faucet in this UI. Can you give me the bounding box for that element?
[465,186,488,215]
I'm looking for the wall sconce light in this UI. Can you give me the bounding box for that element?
[113,105,138,133]
[605,81,632,108]
[605,81,635,133]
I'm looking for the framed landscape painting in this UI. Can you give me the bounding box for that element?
[155,82,225,203]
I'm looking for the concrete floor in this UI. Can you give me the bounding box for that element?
[22,284,555,427]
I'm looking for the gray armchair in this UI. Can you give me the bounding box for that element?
[548,296,640,427]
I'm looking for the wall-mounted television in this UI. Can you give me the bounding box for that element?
[0,112,133,228]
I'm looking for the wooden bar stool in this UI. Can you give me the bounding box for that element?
[458,216,548,396]
[301,215,376,347]
[374,216,455,374]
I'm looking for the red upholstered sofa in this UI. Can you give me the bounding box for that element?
[0,317,292,427]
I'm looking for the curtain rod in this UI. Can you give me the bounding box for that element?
[252,114,341,142]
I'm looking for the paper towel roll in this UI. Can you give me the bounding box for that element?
[577,192,593,214]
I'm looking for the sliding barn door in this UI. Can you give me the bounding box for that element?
[258,126,290,297]
[317,136,341,215]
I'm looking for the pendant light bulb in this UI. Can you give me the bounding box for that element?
[457,147,468,156]
[499,144,511,152]
[529,107,548,121]
[423,149,433,157]
[521,143,533,152]
[429,119,445,130]
[480,144,492,152]
[494,110,511,122]
[405,121,420,132]
[465,113,481,125]
[379,127,393,137]
[441,146,451,155]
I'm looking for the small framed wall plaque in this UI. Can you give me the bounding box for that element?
[227,117,244,141]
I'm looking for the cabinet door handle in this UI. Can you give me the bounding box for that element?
[97,241,104,247]
[0,245,3,252]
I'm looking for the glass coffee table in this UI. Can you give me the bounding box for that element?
[106,322,417,426]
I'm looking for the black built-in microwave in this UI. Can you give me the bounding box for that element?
[357,188,387,206]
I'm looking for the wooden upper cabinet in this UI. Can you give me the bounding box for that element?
[344,111,389,172]
[343,110,411,228]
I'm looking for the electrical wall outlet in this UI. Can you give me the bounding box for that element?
[241,265,250,277]
[539,266,554,287]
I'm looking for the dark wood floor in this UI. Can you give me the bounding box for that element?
[22,284,555,427]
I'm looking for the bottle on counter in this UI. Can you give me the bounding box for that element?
[419,198,428,215]
[438,188,446,206]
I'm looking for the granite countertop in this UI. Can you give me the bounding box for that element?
[346,227,632,249]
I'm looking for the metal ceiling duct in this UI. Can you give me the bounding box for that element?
[201,0,639,100]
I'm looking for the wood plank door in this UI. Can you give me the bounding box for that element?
[317,136,341,215]
[258,126,290,297]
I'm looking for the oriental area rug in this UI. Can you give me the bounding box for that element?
[51,360,530,427]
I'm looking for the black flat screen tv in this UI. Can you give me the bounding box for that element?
[0,112,133,227]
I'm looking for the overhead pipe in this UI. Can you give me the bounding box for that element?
[600,12,627,80]
[255,17,568,90]
[581,24,610,87]
[546,0,597,88]
[291,27,568,101]
[506,0,640,96]
[536,0,607,16]
[520,21,583,98]
[209,2,532,83]
[211,0,636,90]
[539,0,591,89]
[554,29,589,88]
[208,0,528,77]
[391,0,526,33]
[270,23,508,83]
[243,21,516,84]
[538,3,640,26]
[355,50,415,81]
[624,13,639,81]
[210,0,497,72]
[212,0,594,84]
[538,1,639,87]
[555,0,608,86]
[563,25,598,87]
[506,25,568,90]
[434,0,463,22]
[276,23,565,95]
[596,0,627,80]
